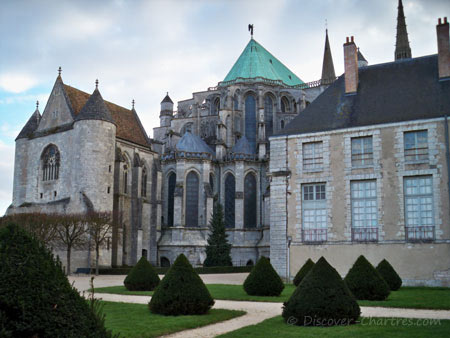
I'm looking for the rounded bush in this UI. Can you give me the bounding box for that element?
[243,256,284,296]
[282,256,360,326]
[344,255,390,300]
[376,259,402,291]
[293,258,315,287]
[124,256,160,291]
[149,254,214,315]
[0,223,111,337]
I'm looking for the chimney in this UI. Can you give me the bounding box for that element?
[344,36,358,94]
[437,17,450,80]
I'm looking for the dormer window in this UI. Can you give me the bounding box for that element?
[42,145,60,181]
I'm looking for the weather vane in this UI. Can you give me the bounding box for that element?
[248,24,254,38]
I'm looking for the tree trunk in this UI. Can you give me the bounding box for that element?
[66,244,71,275]
[95,245,100,276]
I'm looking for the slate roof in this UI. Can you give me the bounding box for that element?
[176,131,214,154]
[161,93,173,104]
[63,84,150,148]
[357,49,367,62]
[76,88,114,123]
[231,136,254,154]
[223,39,303,86]
[279,54,450,136]
[16,108,41,140]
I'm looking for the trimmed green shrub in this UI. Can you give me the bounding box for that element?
[376,259,402,291]
[149,254,214,315]
[282,256,360,326]
[204,204,232,267]
[293,259,315,286]
[243,256,284,296]
[0,223,112,337]
[124,256,160,291]
[344,255,390,301]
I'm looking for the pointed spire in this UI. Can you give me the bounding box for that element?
[395,0,412,60]
[321,29,336,83]
[76,86,114,123]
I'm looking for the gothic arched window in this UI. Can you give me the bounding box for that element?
[245,94,256,151]
[281,96,289,113]
[226,115,232,145]
[123,164,129,194]
[185,171,199,227]
[225,173,235,228]
[141,167,148,197]
[264,95,274,138]
[211,97,220,115]
[41,145,60,181]
[234,113,241,134]
[233,94,239,110]
[167,172,176,227]
[209,173,214,193]
[244,173,257,228]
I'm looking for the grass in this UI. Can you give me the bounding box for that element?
[218,316,450,338]
[95,285,450,310]
[101,301,245,337]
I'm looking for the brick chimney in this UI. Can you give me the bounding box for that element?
[437,17,450,79]
[344,36,358,94]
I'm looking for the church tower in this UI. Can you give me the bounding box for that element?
[321,29,336,83]
[395,0,412,60]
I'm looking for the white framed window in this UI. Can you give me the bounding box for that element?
[302,183,327,243]
[351,136,373,167]
[303,142,323,171]
[351,180,378,242]
[404,130,428,162]
[404,176,434,241]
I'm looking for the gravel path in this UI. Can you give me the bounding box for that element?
[69,275,450,338]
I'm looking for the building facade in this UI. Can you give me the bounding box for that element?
[270,15,450,286]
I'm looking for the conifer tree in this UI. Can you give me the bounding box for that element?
[203,204,232,267]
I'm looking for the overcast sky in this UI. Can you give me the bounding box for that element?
[0,0,448,214]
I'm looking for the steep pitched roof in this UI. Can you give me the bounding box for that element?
[395,0,412,60]
[76,88,114,123]
[223,39,303,86]
[321,29,336,82]
[16,108,41,140]
[231,136,254,154]
[161,93,173,104]
[176,131,214,155]
[63,84,150,147]
[278,54,450,136]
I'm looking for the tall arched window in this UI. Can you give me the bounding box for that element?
[264,95,274,138]
[234,114,241,134]
[209,173,215,194]
[141,167,148,197]
[225,173,235,228]
[167,172,176,227]
[211,97,220,115]
[244,173,257,228]
[42,145,60,181]
[185,171,199,227]
[226,115,232,145]
[233,94,239,110]
[245,94,256,151]
[123,164,129,194]
[281,96,289,113]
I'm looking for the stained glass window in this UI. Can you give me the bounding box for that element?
[245,95,256,151]
[167,172,176,227]
[42,145,60,181]
[264,95,273,137]
[225,173,235,228]
[244,173,257,228]
[185,171,199,227]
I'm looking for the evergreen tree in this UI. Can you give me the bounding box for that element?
[376,259,402,291]
[243,256,285,296]
[293,258,315,286]
[124,256,160,291]
[203,204,232,267]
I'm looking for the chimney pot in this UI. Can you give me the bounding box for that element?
[346,37,349,43]
[439,18,442,25]
[445,17,448,23]
[351,36,354,42]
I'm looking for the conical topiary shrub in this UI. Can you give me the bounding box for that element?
[149,254,214,315]
[243,256,284,296]
[0,223,112,337]
[124,256,160,291]
[282,256,360,326]
[293,259,315,287]
[376,259,402,291]
[344,255,390,300]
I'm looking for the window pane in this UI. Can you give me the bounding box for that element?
[185,172,199,227]
[167,173,176,227]
[244,173,257,228]
[225,174,235,228]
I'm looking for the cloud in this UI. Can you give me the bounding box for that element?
[0,93,49,105]
[0,73,39,93]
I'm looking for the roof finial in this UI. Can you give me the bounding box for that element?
[132,99,135,109]
[95,79,99,89]
[58,66,62,77]
[36,100,39,110]
[248,24,254,38]
[166,91,168,96]
[325,18,328,31]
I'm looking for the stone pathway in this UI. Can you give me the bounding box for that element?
[69,275,450,338]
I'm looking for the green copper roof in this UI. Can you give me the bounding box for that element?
[223,39,303,86]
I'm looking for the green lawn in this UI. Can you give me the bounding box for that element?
[218,316,450,338]
[95,285,450,310]
[101,301,245,337]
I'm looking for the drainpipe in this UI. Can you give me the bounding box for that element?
[444,116,450,219]
[285,135,290,282]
